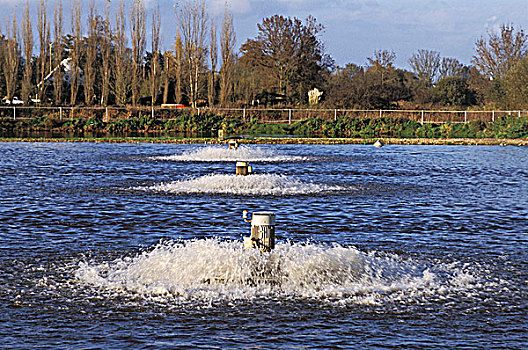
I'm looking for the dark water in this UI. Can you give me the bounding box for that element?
[0,142,526,349]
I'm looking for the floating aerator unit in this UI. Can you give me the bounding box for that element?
[243,211,276,252]
[228,139,239,150]
[236,161,253,176]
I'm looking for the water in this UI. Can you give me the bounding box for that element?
[1,142,527,349]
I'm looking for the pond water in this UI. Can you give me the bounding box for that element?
[0,142,526,349]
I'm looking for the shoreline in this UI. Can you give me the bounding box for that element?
[0,136,527,146]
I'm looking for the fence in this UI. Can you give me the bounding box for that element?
[0,105,526,125]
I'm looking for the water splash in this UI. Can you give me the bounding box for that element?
[153,145,309,162]
[135,174,345,196]
[75,239,479,305]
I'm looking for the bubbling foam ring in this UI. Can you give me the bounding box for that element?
[135,174,345,196]
[153,145,309,162]
[75,239,478,305]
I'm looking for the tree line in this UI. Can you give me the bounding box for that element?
[0,0,527,110]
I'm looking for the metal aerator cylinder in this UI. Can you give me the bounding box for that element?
[236,161,253,176]
[243,211,276,252]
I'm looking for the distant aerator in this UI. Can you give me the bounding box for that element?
[236,161,253,176]
[228,139,239,150]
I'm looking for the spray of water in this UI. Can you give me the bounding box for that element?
[75,239,479,305]
[135,174,346,196]
[153,145,309,162]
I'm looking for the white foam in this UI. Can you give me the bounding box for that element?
[136,174,345,196]
[154,145,309,162]
[75,239,480,305]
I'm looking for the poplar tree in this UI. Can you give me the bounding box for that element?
[83,1,97,105]
[53,0,63,105]
[21,2,34,104]
[130,0,146,106]
[37,0,50,103]
[219,9,236,107]
[208,18,217,107]
[174,33,183,104]
[100,3,112,106]
[114,0,129,106]
[2,15,20,104]
[69,0,82,106]
[148,6,161,106]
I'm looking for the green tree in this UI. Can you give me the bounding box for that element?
[434,76,476,107]
[239,15,329,104]
[501,57,528,108]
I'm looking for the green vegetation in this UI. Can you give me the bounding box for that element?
[1,113,527,140]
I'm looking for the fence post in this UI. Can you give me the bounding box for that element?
[518,110,521,118]
[379,109,382,118]
[492,110,495,123]
[464,111,467,124]
[197,107,200,116]
[105,107,108,122]
[243,108,246,123]
[421,110,424,125]
[334,109,337,121]
[151,106,154,119]
[13,106,15,120]
[288,109,292,124]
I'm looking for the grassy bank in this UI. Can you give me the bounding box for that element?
[1,112,528,144]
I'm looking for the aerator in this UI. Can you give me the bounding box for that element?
[242,210,276,252]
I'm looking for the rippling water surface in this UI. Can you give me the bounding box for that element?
[1,142,527,349]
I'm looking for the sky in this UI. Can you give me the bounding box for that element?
[1,0,527,69]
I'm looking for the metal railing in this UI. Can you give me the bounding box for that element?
[0,105,526,124]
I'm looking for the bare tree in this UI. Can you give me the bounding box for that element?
[409,49,441,85]
[219,9,236,107]
[114,0,129,105]
[99,3,112,106]
[130,0,146,106]
[37,0,50,103]
[367,49,396,69]
[473,23,528,79]
[69,0,82,106]
[21,2,33,104]
[148,6,161,106]
[367,49,396,86]
[208,18,217,107]
[174,32,183,103]
[2,15,20,103]
[438,57,465,80]
[84,1,97,105]
[53,0,63,105]
[176,0,209,107]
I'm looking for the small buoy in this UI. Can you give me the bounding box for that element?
[374,140,383,147]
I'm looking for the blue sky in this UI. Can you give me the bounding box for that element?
[2,0,527,69]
